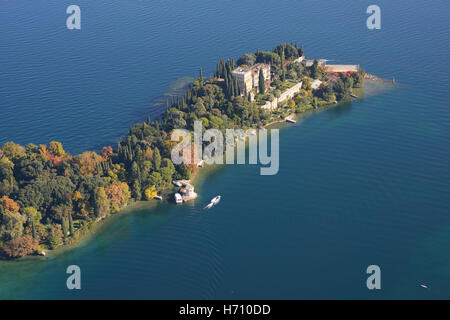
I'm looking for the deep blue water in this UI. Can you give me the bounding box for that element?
[0,0,449,299]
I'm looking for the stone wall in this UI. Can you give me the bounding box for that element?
[260,81,303,110]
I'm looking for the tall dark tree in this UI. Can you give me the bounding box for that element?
[259,69,266,94]
[153,147,161,171]
[298,44,304,57]
[311,60,319,79]
[61,217,68,240]
[199,68,204,87]
[68,211,74,236]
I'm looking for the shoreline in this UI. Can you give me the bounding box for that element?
[0,78,393,262]
[263,78,392,128]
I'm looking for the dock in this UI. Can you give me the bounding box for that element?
[173,180,198,202]
[285,114,297,123]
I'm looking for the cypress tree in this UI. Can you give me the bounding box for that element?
[199,68,204,87]
[153,147,161,171]
[298,44,304,57]
[133,179,142,201]
[68,212,74,236]
[32,220,37,239]
[62,217,68,240]
[259,69,266,94]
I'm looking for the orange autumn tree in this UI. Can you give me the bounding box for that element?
[38,142,70,166]
[48,141,70,165]
[105,182,130,212]
[101,146,113,159]
[3,235,39,258]
[0,196,20,215]
[76,151,103,176]
[38,144,50,161]
[48,141,66,157]
[144,147,153,161]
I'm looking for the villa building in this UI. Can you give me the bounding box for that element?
[232,63,271,94]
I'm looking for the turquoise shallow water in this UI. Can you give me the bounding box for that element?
[0,0,449,299]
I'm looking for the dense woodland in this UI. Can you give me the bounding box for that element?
[0,43,364,258]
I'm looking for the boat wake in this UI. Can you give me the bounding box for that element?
[204,195,221,210]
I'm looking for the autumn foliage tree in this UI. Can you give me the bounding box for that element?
[2,235,38,258]
[94,187,109,219]
[144,147,153,161]
[101,146,113,159]
[76,151,103,176]
[0,196,20,214]
[49,141,66,157]
[144,185,157,200]
[1,142,25,160]
[105,183,130,212]
[37,142,69,165]
[0,198,24,241]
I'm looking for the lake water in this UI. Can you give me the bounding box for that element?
[0,0,449,299]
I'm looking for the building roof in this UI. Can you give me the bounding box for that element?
[232,63,269,75]
[311,79,322,90]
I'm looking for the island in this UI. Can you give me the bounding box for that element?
[0,43,366,259]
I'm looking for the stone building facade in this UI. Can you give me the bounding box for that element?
[232,63,271,94]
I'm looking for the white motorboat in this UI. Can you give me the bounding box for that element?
[174,193,183,204]
[211,195,221,205]
[204,195,221,209]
